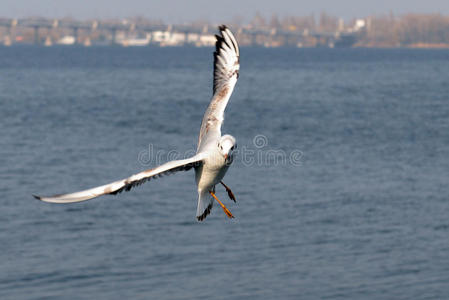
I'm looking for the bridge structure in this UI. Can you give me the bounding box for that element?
[242,27,358,47]
[0,18,358,47]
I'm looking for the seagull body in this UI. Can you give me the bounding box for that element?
[34,25,240,221]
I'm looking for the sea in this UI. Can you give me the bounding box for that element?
[1,46,449,299]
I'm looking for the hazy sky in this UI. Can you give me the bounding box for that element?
[3,0,449,22]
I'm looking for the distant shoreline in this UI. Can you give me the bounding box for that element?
[406,43,449,49]
[1,44,449,49]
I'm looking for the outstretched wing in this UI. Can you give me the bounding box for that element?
[198,25,240,151]
[34,154,205,203]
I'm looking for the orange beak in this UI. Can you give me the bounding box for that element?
[224,154,228,160]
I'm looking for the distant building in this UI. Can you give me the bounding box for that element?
[354,19,366,31]
[3,35,12,46]
[187,33,200,44]
[197,34,215,46]
[57,36,75,45]
[120,33,151,46]
[168,32,186,46]
[44,36,52,46]
[150,31,186,46]
[83,37,91,47]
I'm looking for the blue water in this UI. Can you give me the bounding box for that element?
[1,46,449,299]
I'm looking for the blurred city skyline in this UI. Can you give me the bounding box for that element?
[2,0,449,23]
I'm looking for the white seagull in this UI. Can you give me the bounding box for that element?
[34,25,240,221]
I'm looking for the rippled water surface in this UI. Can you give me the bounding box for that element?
[1,46,449,299]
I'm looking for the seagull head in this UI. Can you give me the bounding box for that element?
[218,135,236,163]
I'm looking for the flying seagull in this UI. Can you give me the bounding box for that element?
[34,25,240,221]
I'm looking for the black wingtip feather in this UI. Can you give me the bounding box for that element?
[32,194,42,200]
[218,25,227,31]
[215,35,224,52]
[213,27,233,94]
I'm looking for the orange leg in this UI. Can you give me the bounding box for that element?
[209,191,234,219]
[220,181,236,202]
